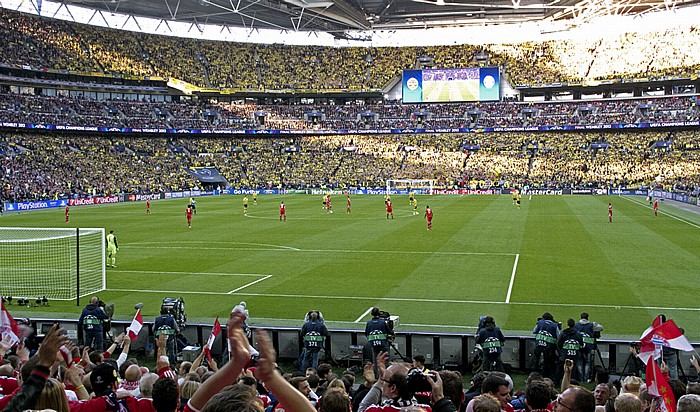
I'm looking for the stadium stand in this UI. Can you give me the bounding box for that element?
[2,130,699,203]
[1,8,700,88]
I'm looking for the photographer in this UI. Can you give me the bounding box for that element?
[154,306,180,367]
[365,308,390,374]
[79,296,109,351]
[626,343,645,378]
[300,310,330,371]
[575,312,604,383]
[476,316,505,373]
[531,312,560,380]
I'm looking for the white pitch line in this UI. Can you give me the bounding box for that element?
[105,288,700,311]
[113,270,268,277]
[227,275,273,294]
[130,241,301,251]
[505,254,519,303]
[354,307,374,323]
[621,196,700,229]
[122,245,514,256]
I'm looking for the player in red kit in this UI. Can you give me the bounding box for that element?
[608,203,613,223]
[186,206,193,228]
[346,196,351,214]
[653,199,658,216]
[326,196,333,214]
[146,200,151,214]
[425,205,433,230]
[386,200,393,219]
[280,202,287,221]
[65,205,70,223]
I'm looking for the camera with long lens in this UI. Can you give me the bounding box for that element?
[406,368,436,393]
[377,310,396,340]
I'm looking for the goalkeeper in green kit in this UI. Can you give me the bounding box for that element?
[106,230,119,268]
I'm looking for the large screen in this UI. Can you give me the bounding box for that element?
[402,67,500,103]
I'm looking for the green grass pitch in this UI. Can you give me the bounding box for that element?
[1,194,699,340]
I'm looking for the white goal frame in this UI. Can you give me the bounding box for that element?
[0,227,106,302]
[386,179,434,195]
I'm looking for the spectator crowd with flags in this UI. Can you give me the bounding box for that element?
[1,299,699,412]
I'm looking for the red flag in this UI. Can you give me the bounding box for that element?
[638,339,661,365]
[646,359,676,412]
[203,316,221,362]
[0,302,20,346]
[641,319,693,352]
[127,309,143,340]
[640,315,665,340]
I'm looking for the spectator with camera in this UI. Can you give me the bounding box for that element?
[531,312,560,380]
[79,296,109,352]
[358,351,455,412]
[476,316,506,373]
[575,313,604,383]
[154,306,180,367]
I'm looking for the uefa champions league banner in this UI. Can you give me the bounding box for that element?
[3,199,67,212]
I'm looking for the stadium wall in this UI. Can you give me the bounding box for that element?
[26,317,700,377]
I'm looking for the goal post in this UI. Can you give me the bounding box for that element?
[386,179,434,195]
[0,228,105,303]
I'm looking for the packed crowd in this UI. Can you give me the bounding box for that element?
[1,129,699,203]
[0,92,697,130]
[1,8,700,88]
[1,306,699,412]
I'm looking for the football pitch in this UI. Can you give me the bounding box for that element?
[1,194,699,341]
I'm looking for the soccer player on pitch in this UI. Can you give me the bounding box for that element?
[425,205,433,230]
[653,199,659,217]
[327,195,333,214]
[608,203,613,223]
[106,230,119,267]
[186,205,193,228]
[243,196,249,215]
[189,197,197,215]
[280,201,287,221]
[253,192,258,205]
[346,195,351,214]
[65,205,70,223]
[146,200,151,214]
[386,199,394,219]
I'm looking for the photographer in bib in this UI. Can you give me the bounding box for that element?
[574,312,604,383]
[365,307,391,375]
[300,310,330,371]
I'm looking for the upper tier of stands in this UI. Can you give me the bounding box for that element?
[0,93,697,130]
[1,8,700,89]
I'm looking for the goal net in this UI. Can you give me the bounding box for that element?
[0,228,105,301]
[386,179,434,195]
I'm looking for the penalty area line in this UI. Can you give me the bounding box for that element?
[227,275,273,294]
[505,254,519,303]
[354,307,374,323]
[112,270,269,277]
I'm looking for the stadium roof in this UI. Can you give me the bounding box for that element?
[55,0,700,39]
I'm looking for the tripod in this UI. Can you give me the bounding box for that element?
[389,339,410,362]
[592,346,608,373]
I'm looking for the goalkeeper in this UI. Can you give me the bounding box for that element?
[106,230,119,268]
